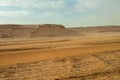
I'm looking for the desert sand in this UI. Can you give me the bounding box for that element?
[0,24,120,80]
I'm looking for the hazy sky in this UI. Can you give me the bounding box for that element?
[0,0,120,27]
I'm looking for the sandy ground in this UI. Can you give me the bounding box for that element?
[0,35,120,80]
[0,36,120,66]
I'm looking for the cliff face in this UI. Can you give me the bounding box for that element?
[0,24,76,38]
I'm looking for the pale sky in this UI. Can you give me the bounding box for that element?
[0,0,120,27]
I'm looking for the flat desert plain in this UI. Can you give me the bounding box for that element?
[0,25,120,80]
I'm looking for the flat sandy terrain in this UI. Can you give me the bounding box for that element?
[0,36,120,65]
[0,25,120,80]
[0,35,120,80]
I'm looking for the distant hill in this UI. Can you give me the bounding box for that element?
[68,26,120,33]
[0,24,77,38]
[0,24,120,39]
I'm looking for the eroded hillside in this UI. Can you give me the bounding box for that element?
[0,24,77,38]
[0,24,120,38]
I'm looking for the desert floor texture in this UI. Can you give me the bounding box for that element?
[0,25,120,80]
